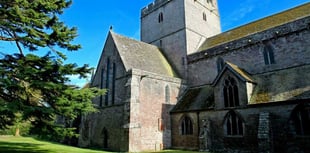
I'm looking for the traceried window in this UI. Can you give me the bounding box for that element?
[217,58,224,73]
[263,45,275,65]
[292,104,310,135]
[181,116,193,135]
[223,76,239,107]
[158,12,163,23]
[225,111,244,136]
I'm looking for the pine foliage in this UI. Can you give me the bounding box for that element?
[0,0,105,140]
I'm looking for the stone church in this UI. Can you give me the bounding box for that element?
[78,0,310,152]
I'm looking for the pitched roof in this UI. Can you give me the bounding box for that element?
[110,31,178,77]
[171,85,214,113]
[198,2,310,51]
[213,62,255,86]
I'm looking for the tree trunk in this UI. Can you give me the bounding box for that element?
[15,127,20,136]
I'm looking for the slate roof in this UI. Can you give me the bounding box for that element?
[198,2,310,51]
[172,85,214,113]
[213,62,255,86]
[110,31,178,77]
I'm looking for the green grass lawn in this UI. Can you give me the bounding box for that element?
[0,136,109,153]
[0,135,202,153]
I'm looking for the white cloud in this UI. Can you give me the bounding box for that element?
[221,0,271,30]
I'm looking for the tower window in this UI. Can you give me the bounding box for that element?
[181,116,193,135]
[223,76,239,107]
[158,12,164,23]
[225,111,244,136]
[203,12,207,21]
[263,45,275,65]
[207,0,213,5]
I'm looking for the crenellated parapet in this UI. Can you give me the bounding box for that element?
[141,0,173,17]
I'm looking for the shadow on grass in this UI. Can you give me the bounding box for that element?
[0,141,48,153]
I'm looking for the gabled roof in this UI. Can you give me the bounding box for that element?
[171,85,214,113]
[110,31,178,77]
[198,2,310,51]
[213,62,255,86]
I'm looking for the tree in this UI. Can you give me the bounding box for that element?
[0,0,105,140]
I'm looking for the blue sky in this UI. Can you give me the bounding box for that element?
[64,0,310,86]
[1,0,309,86]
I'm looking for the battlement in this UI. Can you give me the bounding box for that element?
[141,0,173,17]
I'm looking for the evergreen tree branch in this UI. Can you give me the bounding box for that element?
[13,32,24,55]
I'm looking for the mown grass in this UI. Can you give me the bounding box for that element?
[0,135,109,153]
[0,135,202,153]
[145,150,202,153]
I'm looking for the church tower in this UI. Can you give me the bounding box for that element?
[141,0,221,78]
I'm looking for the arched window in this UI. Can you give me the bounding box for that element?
[291,103,310,135]
[101,127,108,148]
[112,62,116,105]
[99,68,104,107]
[263,45,275,65]
[203,12,207,21]
[225,111,244,136]
[217,58,224,73]
[158,12,163,23]
[165,85,170,104]
[181,116,193,135]
[223,76,239,107]
[105,58,110,106]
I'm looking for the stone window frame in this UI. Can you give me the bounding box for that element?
[180,115,194,135]
[290,103,310,136]
[223,76,240,108]
[223,110,245,137]
[263,44,275,65]
[158,12,163,23]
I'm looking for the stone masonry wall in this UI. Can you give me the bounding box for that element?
[187,16,310,86]
[171,102,305,152]
[79,33,131,152]
[127,69,185,152]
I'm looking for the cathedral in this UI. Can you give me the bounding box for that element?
[78,0,310,152]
